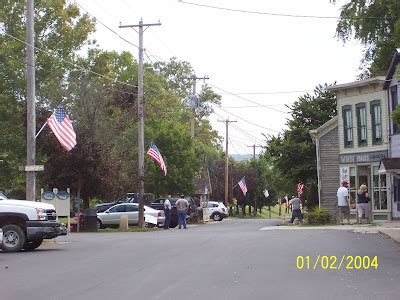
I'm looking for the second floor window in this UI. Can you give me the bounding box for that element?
[356,103,367,146]
[371,100,382,144]
[392,86,398,134]
[343,105,353,147]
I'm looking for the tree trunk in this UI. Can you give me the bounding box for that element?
[268,206,271,219]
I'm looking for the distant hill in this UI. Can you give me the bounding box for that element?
[230,154,253,161]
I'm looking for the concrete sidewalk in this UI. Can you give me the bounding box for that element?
[275,218,400,244]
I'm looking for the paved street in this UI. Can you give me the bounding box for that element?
[1,219,400,300]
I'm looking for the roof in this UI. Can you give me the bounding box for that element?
[378,158,400,174]
[384,49,400,89]
[327,77,386,92]
[309,116,338,142]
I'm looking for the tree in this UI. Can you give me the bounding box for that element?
[265,84,336,208]
[0,0,95,196]
[332,0,400,77]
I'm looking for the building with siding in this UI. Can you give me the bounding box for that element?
[328,77,390,221]
[381,49,400,219]
[310,116,339,218]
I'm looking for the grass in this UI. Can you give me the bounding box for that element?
[230,205,291,219]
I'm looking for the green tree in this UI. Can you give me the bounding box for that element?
[0,0,95,196]
[265,84,336,208]
[332,0,400,77]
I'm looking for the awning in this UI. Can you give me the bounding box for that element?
[379,158,400,174]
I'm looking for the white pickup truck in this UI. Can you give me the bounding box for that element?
[0,198,67,252]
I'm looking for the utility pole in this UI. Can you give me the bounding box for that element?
[120,19,161,227]
[186,75,209,138]
[26,0,36,201]
[247,144,263,159]
[218,119,237,208]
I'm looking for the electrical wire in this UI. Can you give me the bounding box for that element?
[178,0,398,20]
[3,31,138,89]
[74,1,139,49]
[209,82,288,114]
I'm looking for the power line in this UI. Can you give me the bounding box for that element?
[3,31,138,89]
[214,106,280,133]
[178,0,398,20]
[218,89,313,95]
[74,1,139,49]
[209,82,288,114]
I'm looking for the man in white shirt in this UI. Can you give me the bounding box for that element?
[337,181,350,224]
[163,195,172,229]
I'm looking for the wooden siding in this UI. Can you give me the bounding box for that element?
[319,126,340,217]
[337,88,388,154]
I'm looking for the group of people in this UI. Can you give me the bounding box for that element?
[163,194,189,230]
[337,180,370,225]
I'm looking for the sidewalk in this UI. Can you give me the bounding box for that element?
[276,217,400,244]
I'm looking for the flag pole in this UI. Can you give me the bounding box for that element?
[35,120,48,139]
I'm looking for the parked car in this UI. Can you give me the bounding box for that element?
[95,193,154,213]
[96,203,165,229]
[203,201,228,221]
[149,196,197,228]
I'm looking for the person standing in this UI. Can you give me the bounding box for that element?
[163,195,172,229]
[289,196,303,224]
[357,184,370,224]
[337,181,350,224]
[175,194,189,229]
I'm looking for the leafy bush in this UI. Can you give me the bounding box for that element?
[89,197,103,208]
[305,208,330,225]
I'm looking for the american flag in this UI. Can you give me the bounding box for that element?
[47,105,77,151]
[147,142,167,176]
[238,177,247,196]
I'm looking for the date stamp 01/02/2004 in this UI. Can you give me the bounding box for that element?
[296,255,379,270]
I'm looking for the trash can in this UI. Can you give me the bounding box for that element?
[84,208,98,232]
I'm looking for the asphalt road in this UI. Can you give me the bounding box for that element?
[1,219,400,300]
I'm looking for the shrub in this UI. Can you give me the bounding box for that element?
[305,207,330,225]
[89,197,103,208]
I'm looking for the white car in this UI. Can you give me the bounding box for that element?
[97,203,165,229]
[203,201,229,221]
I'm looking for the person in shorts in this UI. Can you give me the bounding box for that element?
[337,180,350,224]
[356,184,370,224]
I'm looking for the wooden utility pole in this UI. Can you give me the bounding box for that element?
[247,144,263,159]
[187,75,208,138]
[119,19,161,227]
[218,119,237,207]
[26,0,36,201]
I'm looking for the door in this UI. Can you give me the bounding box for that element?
[393,177,400,218]
[105,204,128,225]
[126,205,139,224]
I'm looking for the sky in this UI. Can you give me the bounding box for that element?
[76,0,364,155]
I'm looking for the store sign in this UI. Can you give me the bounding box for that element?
[339,150,388,164]
[340,166,349,183]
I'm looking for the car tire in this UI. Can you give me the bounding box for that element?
[1,224,27,253]
[23,238,43,251]
[96,219,104,229]
[212,212,223,221]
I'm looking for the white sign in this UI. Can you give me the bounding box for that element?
[145,214,158,225]
[340,166,349,184]
[188,94,197,108]
[0,22,4,35]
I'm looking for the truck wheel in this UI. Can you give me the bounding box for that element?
[1,224,27,253]
[24,238,43,251]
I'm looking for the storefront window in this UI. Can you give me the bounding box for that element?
[349,167,356,209]
[372,166,387,210]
